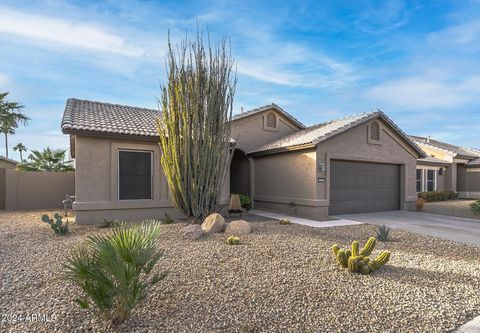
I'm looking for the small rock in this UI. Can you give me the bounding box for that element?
[201,213,225,234]
[225,220,252,235]
[181,225,203,240]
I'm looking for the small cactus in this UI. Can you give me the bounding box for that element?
[376,225,390,242]
[351,241,359,257]
[373,251,390,269]
[331,237,390,275]
[360,237,376,256]
[336,250,348,268]
[227,236,240,245]
[279,219,290,225]
[41,213,69,235]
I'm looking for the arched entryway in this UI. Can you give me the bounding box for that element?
[230,149,250,196]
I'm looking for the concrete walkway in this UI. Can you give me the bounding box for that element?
[335,210,480,246]
[452,315,480,333]
[249,210,363,228]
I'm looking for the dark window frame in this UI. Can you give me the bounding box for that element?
[427,169,435,192]
[118,149,153,201]
[416,169,422,192]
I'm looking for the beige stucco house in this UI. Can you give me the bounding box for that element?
[411,136,480,198]
[0,156,18,169]
[62,98,426,224]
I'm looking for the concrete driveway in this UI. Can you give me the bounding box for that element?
[335,210,480,246]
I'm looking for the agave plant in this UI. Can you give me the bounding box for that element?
[62,221,166,325]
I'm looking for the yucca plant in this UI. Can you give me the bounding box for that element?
[62,221,166,325]
[376,224,391,242]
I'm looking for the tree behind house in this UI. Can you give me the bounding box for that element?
[0,92,29,158]
[157,31,236,223]
[13,142,27,162]
[16,147,74,172]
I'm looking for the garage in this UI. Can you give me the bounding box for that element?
[329,160,400,215]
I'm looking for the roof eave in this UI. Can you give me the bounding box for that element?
[248,143,316,156]
[62,128,159,142]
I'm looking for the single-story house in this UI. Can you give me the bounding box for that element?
[411,135,480,198]
[61,98,426,223]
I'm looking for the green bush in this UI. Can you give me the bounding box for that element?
[62,221,166,325]
[332,237,390,275]
[470,200,480,215]
[239,194,252,211]
[418,191,458,202]
[41,213,69,235]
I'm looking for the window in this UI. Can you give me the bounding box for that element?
[118,150,152,200]
[427,170,435,192]
[266,112,277,128]
[370,121,380,141]
[416,169,422,192]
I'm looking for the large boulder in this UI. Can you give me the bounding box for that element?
[182,225,204,240]
[225,220,252,235]
[201,213,225,234]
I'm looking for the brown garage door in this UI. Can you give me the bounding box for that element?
[330,160,400,215]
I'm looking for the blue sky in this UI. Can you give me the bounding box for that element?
[1,0,480,160]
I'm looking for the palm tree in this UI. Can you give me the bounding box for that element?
[0,92,29,158]
[12,143,27,162]
[16,148,74,172]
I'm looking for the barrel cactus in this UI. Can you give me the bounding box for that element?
[227,236,240,245]
[331,237,390,275]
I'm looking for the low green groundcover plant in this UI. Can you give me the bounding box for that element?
[279,219,290,225]
[418,191,458,202]
[41,213,69,235]
[471,200,480,215]
[62,221,166,325]
[332,237,391,275]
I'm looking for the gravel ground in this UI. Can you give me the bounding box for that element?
[1,211,480,333]
[423,200,480,220]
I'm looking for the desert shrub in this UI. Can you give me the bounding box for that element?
[279,219,290,225]
[227,236,240,245]
[162,212,173,224]
[41,213,69,235]
[416,198,426,211]
[239,194,252,211]
[418,191,458,202]
[332,237,390,275]
[470,200,480,215]
[376,225,390,242]
[97,218,120,229]
[62,221,166,325]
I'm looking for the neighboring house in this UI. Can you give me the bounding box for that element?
[62,98,425,223]
[0,156,19,169]
[411,136,480,198]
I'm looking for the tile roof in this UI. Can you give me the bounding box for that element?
[232,103,306,129]
[417,156,451,166]
[61,99,305,138]
[410,135,480,158]
[61,98,161,137]
[467,158,480,166]
[249,110,426,157]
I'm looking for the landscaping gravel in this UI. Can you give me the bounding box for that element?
[1,210,480,333]
[422,199,480,220]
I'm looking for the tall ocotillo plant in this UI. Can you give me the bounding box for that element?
[157,31,236,223]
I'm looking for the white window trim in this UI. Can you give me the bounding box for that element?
[118,149,154,201]
[417,169,438,192]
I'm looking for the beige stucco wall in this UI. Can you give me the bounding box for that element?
[253,148,324,217]
[231,109,301,153]
[458,167,480,198]
[4,169,74,210]
[0,160,17,169]
[317,119,419,212]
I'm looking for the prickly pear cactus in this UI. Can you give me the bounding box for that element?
[331,237,390,275]
[41,213,69,235]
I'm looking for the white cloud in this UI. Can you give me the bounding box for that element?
[367,75,480,109]
[427,20,480,45]
[0,73,8,87]
[0,7,144,57]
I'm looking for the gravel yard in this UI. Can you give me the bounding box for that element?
[423,199,480,220]
[1,211,480,333]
